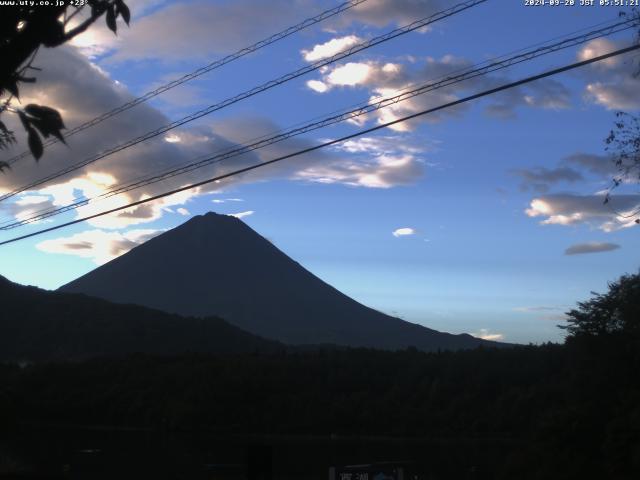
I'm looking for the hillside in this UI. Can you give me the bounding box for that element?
[0,275,279,361]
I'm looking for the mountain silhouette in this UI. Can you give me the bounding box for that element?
[60,212,501,351]
[0,273,279,361]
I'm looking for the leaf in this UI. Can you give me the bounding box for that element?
[25,104,66,130]
[27,128,43,160]
[17,111,31,131]
[0,120,8,134]
[116,0,131,25]
[49,128,66,144]
[24,104,66,145]
[106,4,117,34]
[30,118,51,138]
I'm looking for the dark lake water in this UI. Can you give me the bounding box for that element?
[1,427,508,479]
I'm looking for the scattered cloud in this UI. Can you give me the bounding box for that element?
[0,46,228,230]
[525,194,640,231]
[292,134,428,188]
[305,55,572,130]
[578,38,640,110]
[306,79,329,93]
[326,62,374,86]
[392,227,415,237]
[176,207,190,216]
[36,229,162,264]
[565,242,621,255]
[6,47,429,233]
[302,35,363,62]
[14,195,51,206]
[577,38,621,69]
[474,329,504,341]
[295,151,424,188]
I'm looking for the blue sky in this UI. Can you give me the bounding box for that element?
[1,0,639,344]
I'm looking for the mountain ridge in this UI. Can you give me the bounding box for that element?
[60,212,504,351]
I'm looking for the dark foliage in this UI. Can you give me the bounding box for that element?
[0,0,129,161]
[1,274,639,477]
[1,337,639,479]
[562,270,640,337]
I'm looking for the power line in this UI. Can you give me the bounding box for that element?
[0,0,488,203]
[2,0,371,167]
[3,16,637,230]
[1,43,637,247]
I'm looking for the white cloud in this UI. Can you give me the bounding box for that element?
[294,134,428,188]
[306,55,570,130]
[577,38,621,69]
[295,152,424,188]
[525,194,640,231]
[176,207,190,216]
[228,210,254,219]
[36,229,162,265]
[585,81,640,111]
[3,45,441,240]
[326,62,373,86]
[210,117,429,189]
[0,46,268,230]
[392,227,415,237]
[15,195,51,206]
[474,329,504,341]
[578,38,640,111]
[306,80,329,93]
[302,35,362,62]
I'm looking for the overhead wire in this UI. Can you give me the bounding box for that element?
[0,0,488,203]
[1,0,372,167]
[1,15,638,230]
[1,42,638,247]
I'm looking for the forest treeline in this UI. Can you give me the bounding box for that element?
[1,334,639,479]
[1,272,639,478]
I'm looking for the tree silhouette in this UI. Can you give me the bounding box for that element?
[0,0,130,167]
[561,271,640,338]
